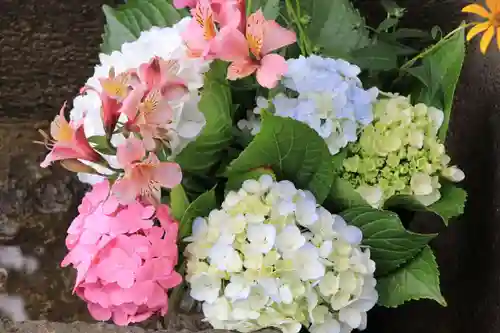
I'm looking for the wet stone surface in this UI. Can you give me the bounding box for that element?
[0,119,210,331]
[0,119,91,322]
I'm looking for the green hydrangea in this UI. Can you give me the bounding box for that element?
[340,95,464,208]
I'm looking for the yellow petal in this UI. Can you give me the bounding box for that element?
[467,21,491,41]
[462,4,491,18]
[480,26,495,54]
[487,0,500,13]
[496,27,500,50]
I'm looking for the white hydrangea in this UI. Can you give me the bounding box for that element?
[238,56,379,155]
[70,17,210,184]
[185,175,378,333]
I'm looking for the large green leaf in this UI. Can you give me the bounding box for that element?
[384,182,467,226]
[300,0,371,59]
[170,184,190,222]
[101,0,184,54]
[226,113,335,204]
[377,246,446,307]
[341,207,435,276]
[406,29,465,141]
[175,61,233,175]
[325,177,369,212]
[178,189,217,239]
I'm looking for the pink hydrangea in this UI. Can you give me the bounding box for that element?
[62,180,182,326]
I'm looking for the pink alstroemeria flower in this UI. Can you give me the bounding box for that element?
[182,0,219,58]
[214,9,296,88]
[173,0,197,8]
[176,0,245,31]
[40,103,102,168]
[122,57,188,150]
[80,69,143,137]
[211,0,246,32]
[112,136,182,205]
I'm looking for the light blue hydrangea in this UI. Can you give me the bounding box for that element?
[238,55,379,155]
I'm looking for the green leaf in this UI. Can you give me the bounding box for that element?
[87,135,116,155]
[247,0,281,19]
[377,17,399,33]
[170,185,190,222]
[350,42,399,71]
[377,246,446,307]
[175,61,233,175]
[325,177,369,212]
[341,207,435,276]
[226,113,335,204]
[384,182,467,226]
[225,167,276,194]
[406,28,465,141]
[301,0,371,59]
[101,0,183,54]
[178,189,217,239]
[262,0,281,20]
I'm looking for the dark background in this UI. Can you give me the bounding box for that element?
[1,0,500,332]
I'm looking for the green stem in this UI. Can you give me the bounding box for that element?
[400,23,471,71]
[285,0,312,55]
[246,0,252,16]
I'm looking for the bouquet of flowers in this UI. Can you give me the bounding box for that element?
[39,0,475,331]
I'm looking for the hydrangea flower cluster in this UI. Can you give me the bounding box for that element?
[185,175,377,333]
[67,17,210,185]
[61,180,182,326]
[341,95,465,208]
[238,55,379,155]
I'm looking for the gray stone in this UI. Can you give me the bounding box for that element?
[0,319,277,333]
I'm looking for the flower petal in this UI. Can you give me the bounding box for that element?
[466,21,491,41]
[256,54,288,88]
[213,26,249,62]
[117,137,145,167]
[487,0,500,12]
[261,20,297,55]
[462,4,491,18]
[173,0,196,8]
[227,61,259,81]
[496,27,500,50]
[153,162,183,189]
[88,303,112,321]
[112,178,139,204]
[480,25,495,53]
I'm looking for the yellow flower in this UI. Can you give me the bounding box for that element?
[463,0,500,53]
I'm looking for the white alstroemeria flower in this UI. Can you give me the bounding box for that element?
[190,273,221,303]
[247,224,277,254]
[275,225,306,254]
